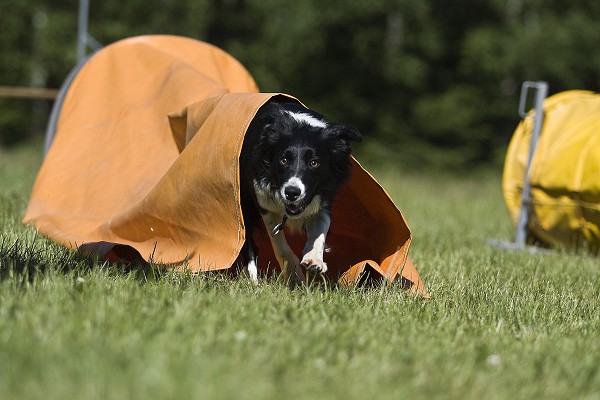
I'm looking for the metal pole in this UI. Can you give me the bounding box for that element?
[77,0,90,63]
[486,81,549,253]
[514,81,548,246]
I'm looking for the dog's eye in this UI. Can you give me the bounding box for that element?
[310,159,320,168]
[279,157,288,166]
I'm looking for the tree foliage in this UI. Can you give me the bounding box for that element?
[1,0,599,168]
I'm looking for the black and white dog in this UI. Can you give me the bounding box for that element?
[240,99,362,285]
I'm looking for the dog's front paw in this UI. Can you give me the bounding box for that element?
[300,258,328,275]
[279,255,304,288]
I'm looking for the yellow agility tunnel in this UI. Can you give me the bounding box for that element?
[503,89,600,252]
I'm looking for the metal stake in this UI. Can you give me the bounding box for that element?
[487,81,549,252]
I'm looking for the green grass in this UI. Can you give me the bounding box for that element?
[1,141,598,400]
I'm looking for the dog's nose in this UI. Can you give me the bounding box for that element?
[284,186,302,201]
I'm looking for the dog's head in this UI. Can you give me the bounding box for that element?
[253,101,362,218]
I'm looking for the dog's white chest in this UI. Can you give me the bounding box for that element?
[253,180,285,214]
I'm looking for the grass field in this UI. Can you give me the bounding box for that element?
[0,141,598,400]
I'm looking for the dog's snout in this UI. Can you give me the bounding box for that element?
[284,186,302,201]
[281,177,305,203]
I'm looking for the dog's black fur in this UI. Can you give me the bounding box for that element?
[239,98,362,285]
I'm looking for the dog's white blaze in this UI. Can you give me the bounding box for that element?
[284,111,328,129]
[281,176,306,199]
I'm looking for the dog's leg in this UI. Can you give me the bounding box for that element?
[300,211,331,275]
[242,237,259,284]
[241,191,260,284]
[262,213,305,287]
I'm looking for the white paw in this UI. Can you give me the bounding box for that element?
[300,257,328,275]
[247,260,258,284]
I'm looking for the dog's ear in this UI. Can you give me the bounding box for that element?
[254,103,283,145]
[323,123,363,154]
[259,116,278,143]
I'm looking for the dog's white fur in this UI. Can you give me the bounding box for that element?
[247,259,258,283]
[252,179,322,228]
[281,177,306,203]
[283,110,328,129]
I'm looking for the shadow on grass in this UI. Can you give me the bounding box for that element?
[0,236,419,296]
[0,236,164,284]
[0,237,61,282]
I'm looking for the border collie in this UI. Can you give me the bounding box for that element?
[240,98,362,286]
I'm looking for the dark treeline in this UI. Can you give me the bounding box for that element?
[1,0,599,168]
